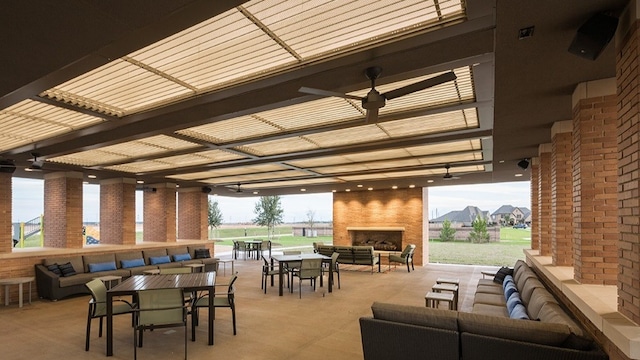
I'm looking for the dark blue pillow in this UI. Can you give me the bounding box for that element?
[149,255,171,265]
[506,291,523,313]
[121,258,145,269]
[173,253,191,262]
[509,303,529,320]
[89,261,117,273]
[58,262,76,277]
[47,263,62,276]
[504,281,518,300]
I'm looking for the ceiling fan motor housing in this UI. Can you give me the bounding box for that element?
[362,90,386,109]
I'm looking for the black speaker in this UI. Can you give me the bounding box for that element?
[568,12,618,60]
[517,159,530,170]
[202,186,212,194]
[0,160,16,173]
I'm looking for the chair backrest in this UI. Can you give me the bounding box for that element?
[159,267,192,274]
[137,288,185,326]
[331,252,339,266]
[85,279,108,315]
[283,250,301,255]
[401,244,416,258]
[299,258,322,278]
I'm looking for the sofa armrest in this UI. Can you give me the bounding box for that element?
[360,317,459,360]
[35,264,58,300]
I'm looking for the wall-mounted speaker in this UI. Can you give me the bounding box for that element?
[0,160,16,174]
[568,12,618,60]
[517,159,530,170]
[202,186,212,194]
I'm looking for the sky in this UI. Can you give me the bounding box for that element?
[11,178,531,223]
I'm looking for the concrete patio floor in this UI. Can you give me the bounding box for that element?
[0,251,500,360]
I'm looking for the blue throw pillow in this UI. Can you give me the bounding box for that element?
[506,291,523,313]
[509,303,530,320]
[504,281,518,300]
[88,261,117,273]
[149,255,171,265]
[173,253,191,262]
[121,258,145,269]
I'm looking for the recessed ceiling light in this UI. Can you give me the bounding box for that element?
[427,180,434,183]
[499,160,505,163]
[345,189,351,192]
[300,188,306,192]
[409,184,415,188]
[515,173,523,177]
[87,174,96,179]
[392,185,398,189]
[367,187,373,191]
[253,191,259,194]
[357,184,363,188]
[331,189,337,193]
[136,180,144,184]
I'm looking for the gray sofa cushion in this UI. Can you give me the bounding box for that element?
[371,302,458,331]
[471,303,509,317]
[519,277,545,305]
[526,287,558,320]
[458,312,572,346]
[474,292,506,306]
[537,302,584,337]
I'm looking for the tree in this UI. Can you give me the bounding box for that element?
[503,214,512,226]
[468,215,490,243]
[252,196,284,240]
[439,219,456,242]
[208,198,223,231]
[306,209,316,237]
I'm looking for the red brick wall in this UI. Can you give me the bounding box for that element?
[572,92,618,285]
[538,148,552,255]
[617,17,640,323]
[0,173,12,253]
[177,188,208,240]
[530,158,539,250]
[143,184,176,243]
[43,172,83,248]
[551,127,573,266]
[100,178,136,245]
[333,188,424,265]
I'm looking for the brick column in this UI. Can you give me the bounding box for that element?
[572,79,618,285]
[100,178,136,245]
[0,172,12,253]
[617,1,640,323]
[43,172,83,248]
[530,157,539,250]
[143,183,176,243]
[177,187,208,240]
[551,121,573,266]
[538,144,552,255]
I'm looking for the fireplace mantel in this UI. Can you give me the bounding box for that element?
[346,227,405,231]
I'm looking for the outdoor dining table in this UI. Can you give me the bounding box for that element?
[271,253,332,296]
[105,272,216,356]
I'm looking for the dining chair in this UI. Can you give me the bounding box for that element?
[389,244,416,272]
[261,255,286,293]
[321,252,341,289]
[134,288,188,360]
[84,279,135,351]
[236,240,248,260]
[291,258,323,298]
[282,250,302,285]
[191,274,238,337]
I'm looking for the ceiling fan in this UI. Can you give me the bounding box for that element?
[299,66,457,123]
[227,183,243,193]
[443,164,461,180]
[0,152,44,172]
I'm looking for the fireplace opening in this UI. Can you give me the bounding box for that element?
[349,229,402,251]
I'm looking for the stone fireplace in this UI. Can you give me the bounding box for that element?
[348,227,404,251]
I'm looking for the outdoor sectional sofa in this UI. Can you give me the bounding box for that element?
[35,246,219,301]
[315,244,380,273]
[359,260,608,360]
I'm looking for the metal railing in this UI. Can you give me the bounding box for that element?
[13,215,44,248]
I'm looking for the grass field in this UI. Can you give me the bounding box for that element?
[20,225,532,266]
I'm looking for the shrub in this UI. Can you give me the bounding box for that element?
[468,215,490,243]
[439,219,456,242]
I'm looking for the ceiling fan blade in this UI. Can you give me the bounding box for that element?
[298,86,362,100]
[382,71,457,100]
[365,108,378,123]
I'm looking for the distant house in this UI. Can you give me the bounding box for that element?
[491,205,531,225]
[430,206,490,227]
